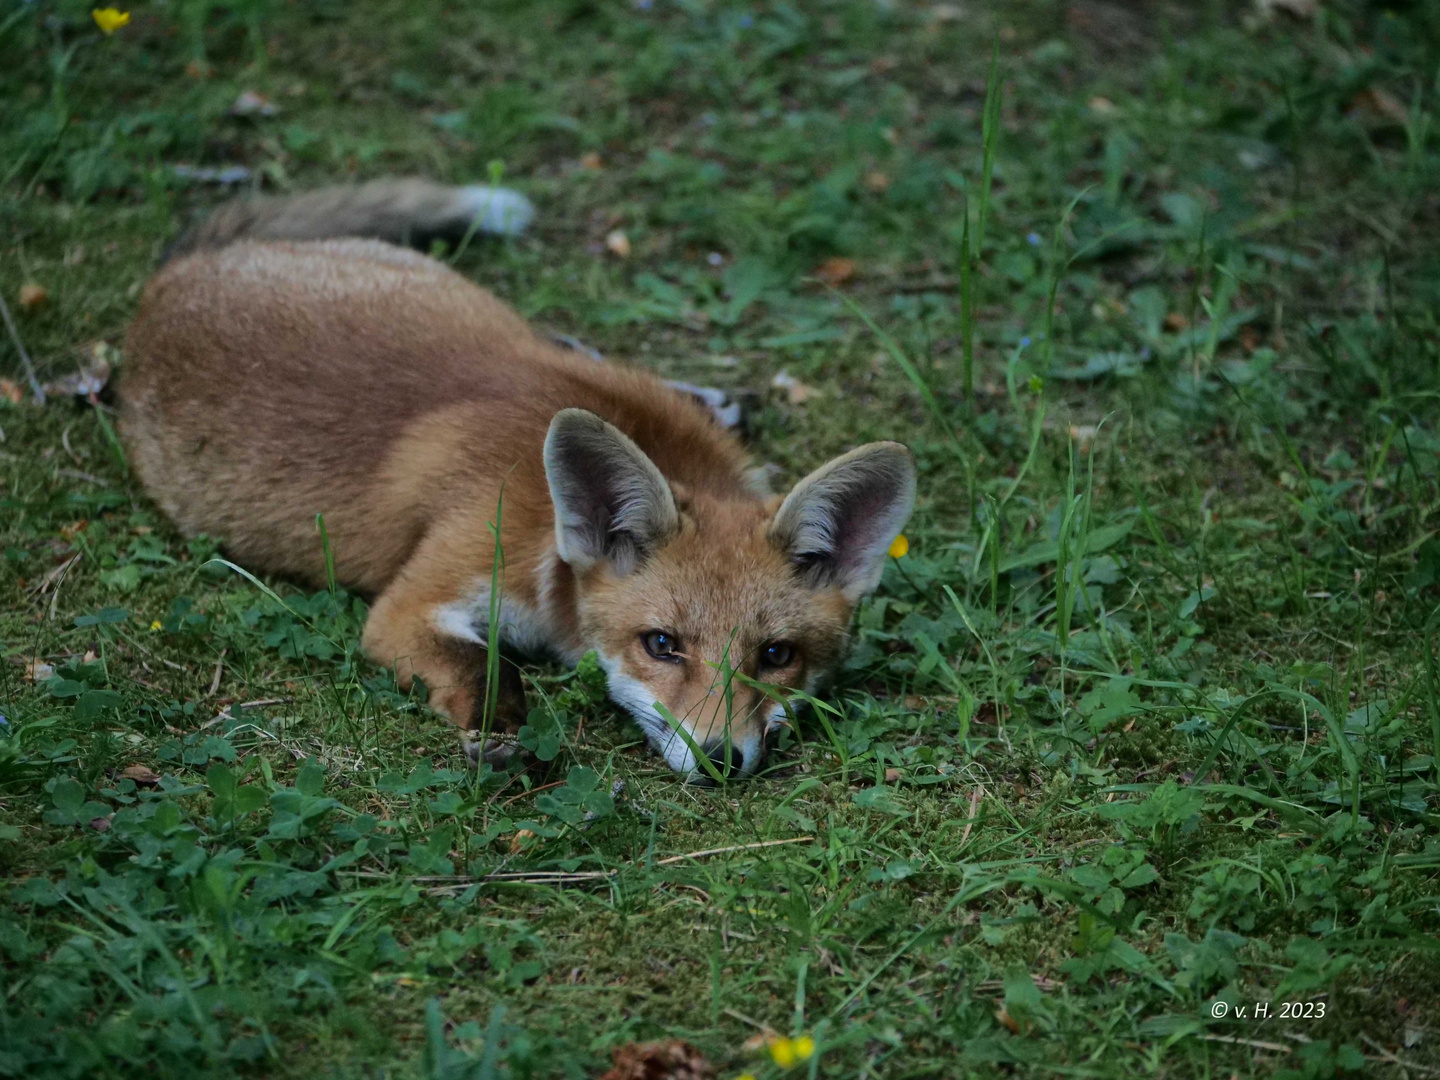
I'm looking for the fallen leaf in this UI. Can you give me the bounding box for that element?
[0,379,20,404]
[509,829,537,854]
[230,90,278,117]
[995,1006,1020,1034]
[1163,311,1189,332]
[89,816,112,833]
[771,370,822,405]
[1088,96,1116,115]
[884,767,903,783]
[864,171,891,192]
[813,256,857,286]
[120,764,161,786]
[599,1040,716,1080]
[741,1032,777,1054]
[18,283,48,310]
[580,151,604,170]
[1350,86,1409,126]
[22,659,54,682]
[605,229,632,258]
[1255,0,1315,17]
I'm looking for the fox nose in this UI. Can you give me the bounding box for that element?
[708,743,744,776]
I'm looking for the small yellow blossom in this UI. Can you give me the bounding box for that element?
[92,8,130,35]
[149,619,162,631]
[767,1035,815,1069]
[735,1075,756,1080]
[888,534,909,559]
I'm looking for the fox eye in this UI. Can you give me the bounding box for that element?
[760,641,795,668]
[642,630,681,661]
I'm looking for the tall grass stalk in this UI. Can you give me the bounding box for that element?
[959,189,974,400]
[480,484,507,748]
[977,40,1002,254]
[958,42,1001,401]
[1042,191,1088,376]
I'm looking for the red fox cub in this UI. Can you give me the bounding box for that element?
[120,180,915,778]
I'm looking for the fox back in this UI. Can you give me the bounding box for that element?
[120,181,916,777]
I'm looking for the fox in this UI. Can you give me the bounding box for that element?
[118,179,916,779]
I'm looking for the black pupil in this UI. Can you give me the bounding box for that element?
[766,643,790,665]
[650,633,672,654]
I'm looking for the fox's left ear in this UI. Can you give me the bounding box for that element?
[770,442,916,601]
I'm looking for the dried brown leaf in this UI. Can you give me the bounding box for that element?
[1255,0,1316,17]
[22,658,54,682]
[121,764,161,786]
[230,90,278,117]
[605,230,632,258]
[813,256,857,286]
[599,1040,716,1080]
[771,370,822,405]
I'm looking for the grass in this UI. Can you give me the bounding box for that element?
[3,0,1440,1076]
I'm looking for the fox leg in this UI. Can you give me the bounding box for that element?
[362,558,528,759]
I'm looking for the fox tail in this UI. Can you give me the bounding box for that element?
[165,178,534,260]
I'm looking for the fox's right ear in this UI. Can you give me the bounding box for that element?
[544,409,680,575]
[770,442,916,602]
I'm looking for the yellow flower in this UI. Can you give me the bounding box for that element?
[92,8,130,35]
[735,1075,757,1080]
[149,619,162,631]
[888,534,909,559]
[767,1035,814,1069]
[769,1039,796,1068]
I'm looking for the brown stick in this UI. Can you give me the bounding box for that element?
[656,836,814,866]
[1199,1034,1291,1054]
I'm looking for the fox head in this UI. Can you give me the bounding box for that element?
[544,408,915,780]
